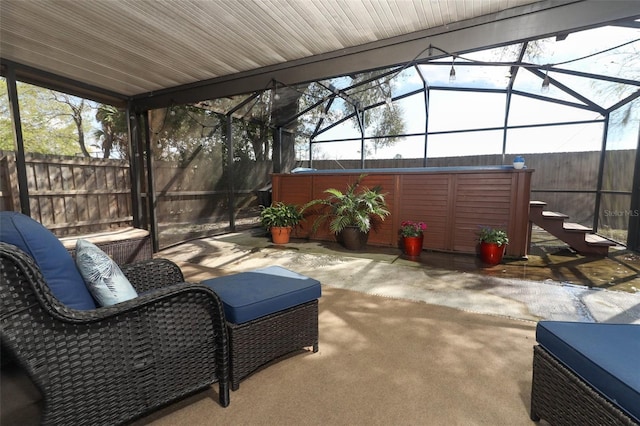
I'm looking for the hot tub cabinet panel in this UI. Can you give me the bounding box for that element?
[272,167,533,258]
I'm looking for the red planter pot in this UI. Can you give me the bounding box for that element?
[402,235,424,256]
[479,242,506,265]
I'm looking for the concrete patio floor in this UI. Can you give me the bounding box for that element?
[159,227,640,325]
[3,227,638,425]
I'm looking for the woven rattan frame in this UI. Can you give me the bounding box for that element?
[530,345,638,425]
[65,233,152,265]
[228,299,319,391]
[0,242,230,425]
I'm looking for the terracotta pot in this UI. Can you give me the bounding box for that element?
[270,226,292,244]
[402,234,424,256]
[479,242,506,265]
[339,227,369,250]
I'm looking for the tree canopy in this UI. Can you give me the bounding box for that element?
[0,79,96,156]
[1,68,410,164]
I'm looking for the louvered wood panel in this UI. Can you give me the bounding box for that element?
[399,174,451,250]
[272,168,533,257]
[453,173,514,253]
[273,174,313,238]
[274,175,312,205]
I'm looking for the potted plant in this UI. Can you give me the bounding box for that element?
[477,226,509,265]
[259,202,303,244]
[302,174,390,250]
[399,220,427,256]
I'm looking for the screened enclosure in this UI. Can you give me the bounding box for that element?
[146,99,275,247]
[1,13,638,251]
[280,23,640,247]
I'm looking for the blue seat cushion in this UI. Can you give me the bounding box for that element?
[201,266,321,324]
[536,321,640,422]
[0,211,96,310]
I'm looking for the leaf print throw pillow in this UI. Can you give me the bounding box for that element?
[75,239,138,306]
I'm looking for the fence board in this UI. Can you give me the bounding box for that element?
[0,151,132,236]
[0,154,19,210]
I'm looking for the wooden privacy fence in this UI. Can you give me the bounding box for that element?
[0,150,273,238]
[0,151,132,236]
[152,157,272,224]
[1,149,634,238]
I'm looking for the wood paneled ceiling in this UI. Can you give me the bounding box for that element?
[1,0,638,108]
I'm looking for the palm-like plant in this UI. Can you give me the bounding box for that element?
[302,174,390,234]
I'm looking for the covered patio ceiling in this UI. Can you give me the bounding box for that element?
[1,0,638,110]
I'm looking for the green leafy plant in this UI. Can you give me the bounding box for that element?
[302,174,390,234]
[259,202,303,230]
[477,227,509,246]
[400,220,427,237]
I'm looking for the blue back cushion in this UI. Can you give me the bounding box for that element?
[0,212,96,310]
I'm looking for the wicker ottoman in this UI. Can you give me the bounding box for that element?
[531,321,640,425]
[202,266,321,391]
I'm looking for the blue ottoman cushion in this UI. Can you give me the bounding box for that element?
[536,321,640,422]
[202,266,321,324]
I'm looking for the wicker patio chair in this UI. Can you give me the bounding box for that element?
[0,242,230,426]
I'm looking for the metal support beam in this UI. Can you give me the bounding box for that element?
[224,93,260,230]
[502,92,511,165]
[5,65,30,215]
[126,104,143,229]
[416,65,429,167]
[225,114,235,231]
[628,125,640,252]
[0,59,129,108]
[275,127,283,173]
[143,112,159,253]
[503,43,528,164]
[355,107,365,169]
[526,68,606,115]
[593,114,610,233]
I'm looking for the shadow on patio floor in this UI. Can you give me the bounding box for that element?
[216,226,640,294]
